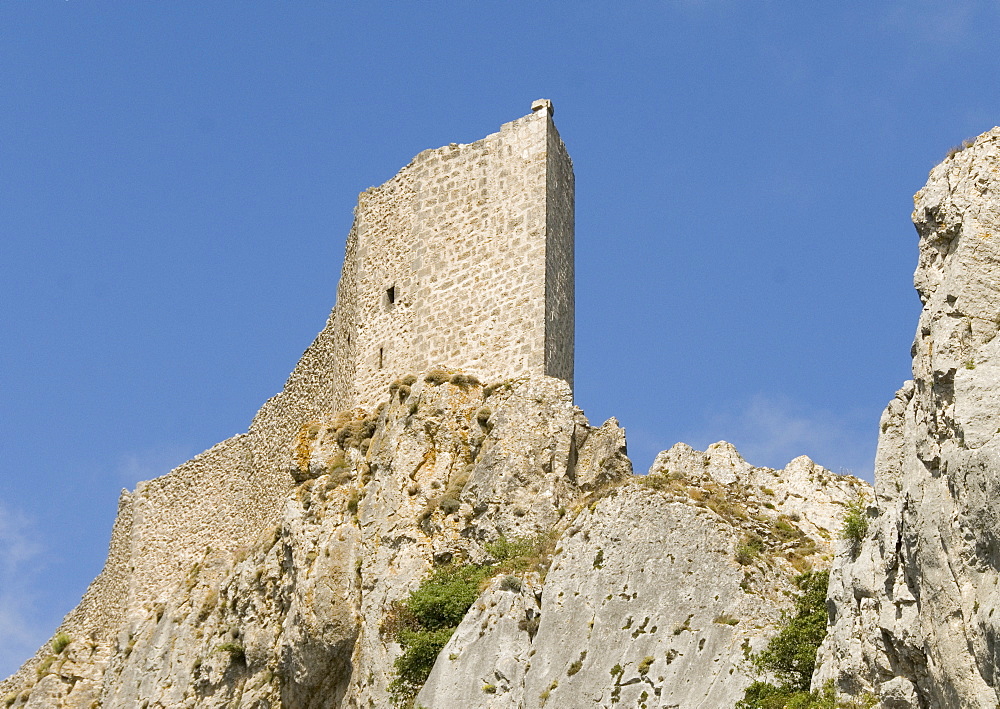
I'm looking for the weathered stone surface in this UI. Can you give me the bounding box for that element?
[1,104,575,706]
[1,374,632,708]
[2,371,867,708]
[816,128,1000,707]
[417,442,867,709]
[334,106,575,408]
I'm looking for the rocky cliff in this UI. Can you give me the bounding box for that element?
[816,128,1000,708]
[1,370,865,708]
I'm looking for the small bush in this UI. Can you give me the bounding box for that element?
[346,490,360,515]
[736,533,765,565]
[841,497,869,554]
[217,642,246,662]
[51,632,72,654]
[567,650,587,676]
[500,575,522,592]
[482,378,517,399]
[443,468,470,501]
[946,137,977,159]
[482,683,497,694]
[737,570,831,709]
[638,655,654,675]
[519,615,540,637]
[772,517,801,541]
[487,532,558,576]
[36,655,56,678]
[450,373,481,389]
[713,614,740,626]
[425,369,450,385]
[439,496,461,515]
[639,470,688,495]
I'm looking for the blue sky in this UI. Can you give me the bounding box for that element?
[2,0,999,677]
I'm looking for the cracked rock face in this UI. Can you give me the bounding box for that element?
[0,374,631,708]
[815,128,1000,708]
[1,370,867,709]
[417,442,866,709]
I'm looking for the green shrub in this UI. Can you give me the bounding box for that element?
[737,571,832,708]
[51,632,71,654]
[389,627,455,703]
[407,565,490,630]
[840,497,869,554]
[388,563,491,705]
[737,679,836,709]
[216,642,245,662]
[736,533,765,565]
[388,535,559,705]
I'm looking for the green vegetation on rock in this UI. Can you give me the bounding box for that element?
[737,570,831,708]
[388,534,553,706]
[840,497,869,555]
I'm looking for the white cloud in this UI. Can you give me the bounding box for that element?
[117,444,199,485]
[0,504,48,678]
[682,394,877,480]
[881,0,985,45]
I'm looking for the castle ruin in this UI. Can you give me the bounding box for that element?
[327,98,575,408]
[0,102,576,695]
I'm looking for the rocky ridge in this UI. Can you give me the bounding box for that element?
[2,371,865,708]
[816,128,1000,708]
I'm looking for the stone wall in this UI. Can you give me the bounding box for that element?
[1,103,576,696]
[335,101,575,407]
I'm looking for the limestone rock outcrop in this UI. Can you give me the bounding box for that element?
[417,442,865,709]
[1,371,866,708]
[816,128,1000,707]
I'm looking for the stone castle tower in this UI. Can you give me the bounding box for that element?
[0,105,575,697]
[328,99,575,407]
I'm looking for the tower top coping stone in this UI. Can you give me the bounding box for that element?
[531,98,554,116]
